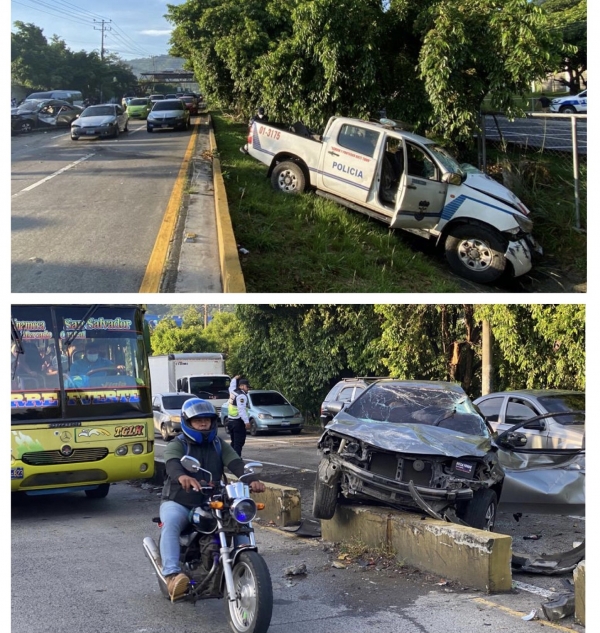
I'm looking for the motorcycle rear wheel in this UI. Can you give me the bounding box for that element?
[225,550,273,633]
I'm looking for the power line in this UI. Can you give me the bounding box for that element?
[12,0,96,28]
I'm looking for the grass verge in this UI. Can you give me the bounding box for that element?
[211,111,462,293]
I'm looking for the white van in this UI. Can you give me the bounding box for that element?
[25,90,84,107]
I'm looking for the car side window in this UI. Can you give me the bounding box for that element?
[338,386,357,403]
[406,143,438,180]
[476,397,504,423]
[337,124,380,158]
[506,399,539,426]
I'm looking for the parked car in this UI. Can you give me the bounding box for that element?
[152,392,196,441]
[71,104,129,140]
[473,390,584,450]
[550,90,587,114]
[149,94,165,103]
[11,99,82,134]
[126,97,152,120]
[146,99,190,132]
[220,389,304,435]
[320,377,384,430]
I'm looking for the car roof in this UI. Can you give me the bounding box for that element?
[333,117,435,145]
[248,389,283,395]
[372,379,465,391]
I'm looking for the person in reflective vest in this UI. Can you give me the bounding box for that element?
[227,375,251,457]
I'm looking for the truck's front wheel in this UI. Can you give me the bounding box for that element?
[444,225,507,284]
[271,161,306,194]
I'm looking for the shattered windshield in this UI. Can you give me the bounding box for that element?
[427,145,465,176]
[345,383,488,436]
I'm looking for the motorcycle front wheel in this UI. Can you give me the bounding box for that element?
[225,550,273,633]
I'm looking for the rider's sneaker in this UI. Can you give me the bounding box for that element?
[165,572,189,601]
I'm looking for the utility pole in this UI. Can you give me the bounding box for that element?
[94,19,112,61]
[204,305,208,328]
[481,320,493,396]
[94,19,112,103]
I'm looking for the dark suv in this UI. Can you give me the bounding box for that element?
[320,377,385,430]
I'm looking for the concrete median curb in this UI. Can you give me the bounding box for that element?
[574,560,585,625]
[208,114,246,293]
[151,459,301,527]
[321,504,512,593]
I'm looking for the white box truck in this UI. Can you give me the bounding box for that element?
[149,353,230,414]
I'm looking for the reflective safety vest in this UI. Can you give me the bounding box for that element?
[228,391,246,419]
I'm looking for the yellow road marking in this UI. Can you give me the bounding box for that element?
[139,120,199,292]
[472,597,576,631]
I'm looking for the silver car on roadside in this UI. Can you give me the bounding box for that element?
[146,99,191,132]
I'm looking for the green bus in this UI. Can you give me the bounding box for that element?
[11,304,154,499]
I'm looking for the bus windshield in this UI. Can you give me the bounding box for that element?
[11,305,151,423]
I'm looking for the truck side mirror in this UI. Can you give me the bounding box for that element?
[442,172,462,186]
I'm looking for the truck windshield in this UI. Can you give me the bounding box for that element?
[427,145,465,176]
[11,305,151,423]
[188,376,231,399]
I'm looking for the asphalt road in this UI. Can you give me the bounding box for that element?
[483,114,587,154]
[11,477,586,633]
[11,119,195,292]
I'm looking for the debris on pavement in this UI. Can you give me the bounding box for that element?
[523,534,542,540]
[283,563,307,576]
[511,540,585,575]
[521,609,539,621]
[541,591,575,620]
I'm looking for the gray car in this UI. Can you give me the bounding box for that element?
[473,390,584,450]
[220,389,304,435]
[152,392,195,441]
[146,99,190,132]
[71,104,129,140]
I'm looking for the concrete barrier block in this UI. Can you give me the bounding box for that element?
[321,504,512,593]
[574,560,585,625]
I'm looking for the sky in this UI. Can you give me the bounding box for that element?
[10,0,185,60]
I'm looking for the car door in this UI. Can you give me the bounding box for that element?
[484,397,547,449]
[318,122,382,204]
[390,141,448,229]
[56,105,77,127]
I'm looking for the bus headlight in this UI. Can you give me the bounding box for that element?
[116,445,128,456]
[132,443,144,454]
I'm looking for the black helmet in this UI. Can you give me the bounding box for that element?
[238,378,250,388]
[257,107,265,116]
[181,398,218,444]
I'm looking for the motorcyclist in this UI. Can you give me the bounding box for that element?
[227,376,251,457]
[159,397,265,601]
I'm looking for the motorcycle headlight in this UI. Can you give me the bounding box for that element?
[230,498,257,524]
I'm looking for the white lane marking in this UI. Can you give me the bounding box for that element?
[12,152,95,197]
[244,459,316,473]
[512,581,556,598]
[51,132,70,139]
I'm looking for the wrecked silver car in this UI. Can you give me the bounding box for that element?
[313,380,509,530]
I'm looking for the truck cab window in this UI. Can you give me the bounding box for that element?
[406,143,437,180]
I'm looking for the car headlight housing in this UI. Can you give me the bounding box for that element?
[512,213,533,234]
[293,412,302,418]
[101,121,115,127]
[258,413,273,420]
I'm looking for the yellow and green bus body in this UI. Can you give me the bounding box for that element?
[11,304,154,499]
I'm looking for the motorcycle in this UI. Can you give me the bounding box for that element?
[143,457,273,633]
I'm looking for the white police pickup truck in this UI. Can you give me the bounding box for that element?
[242,116,541,283]
[550,90,587,114]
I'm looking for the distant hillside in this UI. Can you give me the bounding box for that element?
[124,55,189,77]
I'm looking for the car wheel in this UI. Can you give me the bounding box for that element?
[18,121,34,133]
[147,126,153,133]
[113,126,119,139]
[271,161,306,194]
[84,483,110,499]
[444,224,507,283]
[160,424,171,442]
[312,472,339,520]
[71,135,79,141]
[458,489,498,531]
[560,106,576,114]
[249,419,259,436]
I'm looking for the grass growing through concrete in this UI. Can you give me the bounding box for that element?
[211,112,462,293]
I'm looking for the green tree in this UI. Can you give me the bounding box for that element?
[150,318,208,355]
[540,0,587,93]
[474,304,585,391]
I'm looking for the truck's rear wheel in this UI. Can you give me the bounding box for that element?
[444,225,507,284]
[271,161,306,194]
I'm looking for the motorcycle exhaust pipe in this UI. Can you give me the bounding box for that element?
[143,537,169,597]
